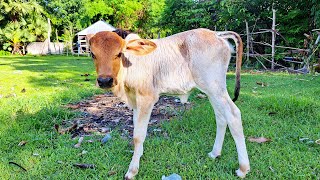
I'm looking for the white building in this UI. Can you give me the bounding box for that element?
[76,20,116,55]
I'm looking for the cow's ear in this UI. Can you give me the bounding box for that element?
[87,34,95,45]
[124,39,157,56]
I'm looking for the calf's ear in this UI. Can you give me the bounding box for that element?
[86,34,95,42]
[124,39,157,56]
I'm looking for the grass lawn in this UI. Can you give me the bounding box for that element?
[0,55,319,179]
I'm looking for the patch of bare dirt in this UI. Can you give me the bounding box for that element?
[60,92,192,138]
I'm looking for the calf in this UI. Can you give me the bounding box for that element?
[88,28,250,179]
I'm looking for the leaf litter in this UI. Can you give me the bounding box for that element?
[56,92,192,170]
[59,92,192,139]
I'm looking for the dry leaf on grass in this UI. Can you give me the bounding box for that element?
[74,137,84,148]
[78,150,88,156]
[268,112,277,116]
[315,139,320,145]
[73,163,95,169]
[248,137,272,143]
[54,124,78,135]
[18,141,27,146]
[21,88,26,93]
[108,170,117,176]
[256,82,268,87]
[64,104,81,109]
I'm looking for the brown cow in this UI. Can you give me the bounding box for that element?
[89,28,250,179]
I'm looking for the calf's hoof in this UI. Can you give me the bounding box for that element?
[208,151,221,159]
[124,167,138,180]
[235,165,250,178]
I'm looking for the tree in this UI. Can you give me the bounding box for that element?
[160,0,216,34]
[0,0,47,53]
[0,21,36,54]
[82,0,113,24]
[134,0,166,38]
[0,0,44,22]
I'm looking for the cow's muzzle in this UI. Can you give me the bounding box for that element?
[97,77,113,88]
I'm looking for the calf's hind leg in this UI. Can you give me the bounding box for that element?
[207,91,250,178]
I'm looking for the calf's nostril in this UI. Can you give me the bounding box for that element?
[97,78,103,85]
[97,77,113,87]
[106,77,113,84]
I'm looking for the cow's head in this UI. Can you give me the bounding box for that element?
[88,31,157,89]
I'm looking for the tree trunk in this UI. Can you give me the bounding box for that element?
[12,43,21,55]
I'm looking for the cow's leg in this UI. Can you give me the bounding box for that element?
[208,96,227,159]
[207,90,250,178]
[125,95,157,180]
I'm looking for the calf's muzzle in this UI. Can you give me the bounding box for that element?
[97,77,113,88]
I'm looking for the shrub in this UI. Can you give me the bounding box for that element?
[0,50,11,56]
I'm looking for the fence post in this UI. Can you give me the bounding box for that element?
[47,18,51,54]
[246,20,250,63]
[271,8,276,70]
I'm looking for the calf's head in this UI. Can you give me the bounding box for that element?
[89,31,157,89]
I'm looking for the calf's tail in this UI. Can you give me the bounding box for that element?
[217,31,243,102]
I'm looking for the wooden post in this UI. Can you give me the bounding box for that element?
[245,20,250,63]
[47,18,51,54]
[55,29,59,42]
[77,35,80,56]
[271,8,276,70]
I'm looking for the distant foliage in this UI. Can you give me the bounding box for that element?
[160,0,216,34]
[0,0,47,54]
[0,50,11,56]
[0,0,319,55]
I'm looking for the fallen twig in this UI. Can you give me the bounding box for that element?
[9,161,27,171]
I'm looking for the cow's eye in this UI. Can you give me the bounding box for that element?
[90,52,95,59]
[117,53,122,58]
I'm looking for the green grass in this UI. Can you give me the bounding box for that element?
[0,55,319,179]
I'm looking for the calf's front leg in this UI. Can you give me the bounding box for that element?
[125,95,157,180]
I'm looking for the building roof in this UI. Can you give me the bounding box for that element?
[77,20,116,35]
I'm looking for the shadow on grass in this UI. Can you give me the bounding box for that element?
[0,55,107,178]
[0,56,319,178]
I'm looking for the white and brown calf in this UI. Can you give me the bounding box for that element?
[88,28,250,179]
